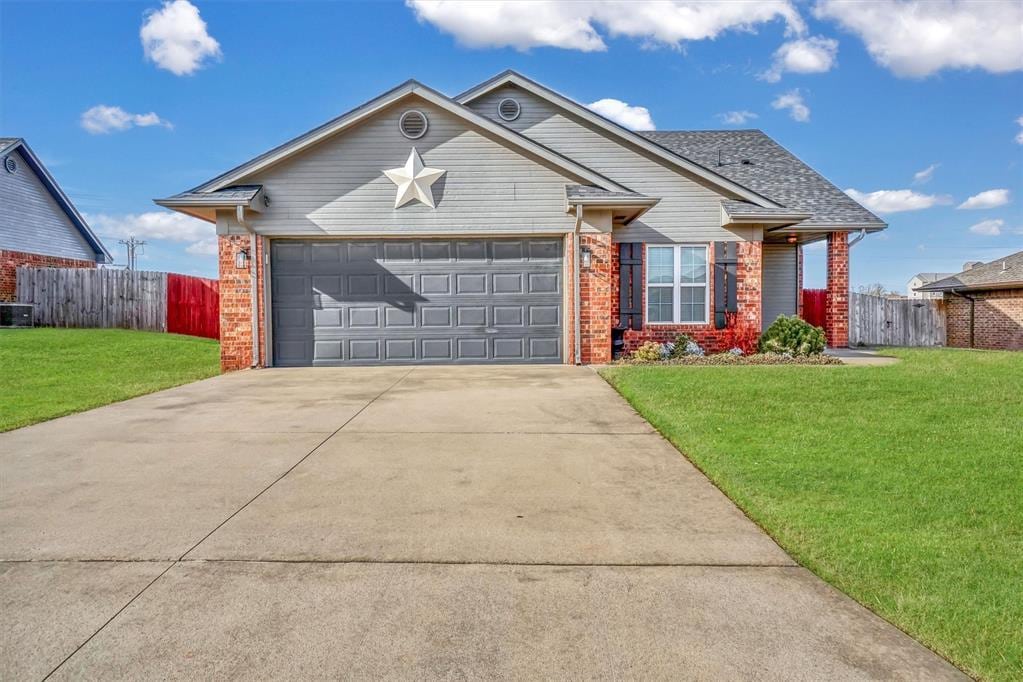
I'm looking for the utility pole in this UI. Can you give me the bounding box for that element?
[118,236,146,271]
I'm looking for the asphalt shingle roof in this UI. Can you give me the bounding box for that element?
[638,130,886,229]
[566,185,650,200]
[916,251,1023,292]
[165,185,263,203]
[720,199,810,218]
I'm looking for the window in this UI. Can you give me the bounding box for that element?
[646,245,708,324]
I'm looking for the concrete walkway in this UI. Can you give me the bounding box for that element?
[0,366,962,680]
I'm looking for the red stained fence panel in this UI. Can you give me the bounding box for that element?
[167,273,220,339]
[802,288,827,329]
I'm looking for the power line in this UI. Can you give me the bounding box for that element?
[118,236,146,271]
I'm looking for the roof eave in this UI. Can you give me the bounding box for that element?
[917,281,1023,293]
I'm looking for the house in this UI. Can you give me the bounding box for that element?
[156,71,886,370]
[0,138,111,301]
[907,273,953,300]
[915,251,1023,350]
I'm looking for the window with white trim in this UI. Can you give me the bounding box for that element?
[646,245,709,324]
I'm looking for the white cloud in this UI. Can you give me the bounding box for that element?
[81,105,172,134]
[88,211,215,258]
[761,36,838,82]
[718,110,758,125]
[912,163,939,185]
[845,188,952,213]
[771,89,810,122]
[958,189,1010,210]
[814,0,1023,78]
[587,98,655,130]
[141,0,221,75]
[406,0,804,52]
[1015,116,1023,145]
[968,219,1003,236]
[185,236,219,255]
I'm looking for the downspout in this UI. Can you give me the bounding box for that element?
[573,203,584,365]
[236,205,261,368]
[848,228,867,248]
[950,288,976,348]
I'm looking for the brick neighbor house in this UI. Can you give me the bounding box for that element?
[915,251,1023,351]
[156,71,886,371]
[0,138,111,301]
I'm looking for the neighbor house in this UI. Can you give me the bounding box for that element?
[907,272,954,300]
[0,138,111,301]
[157,71,886,370]
[915,251,1023,350]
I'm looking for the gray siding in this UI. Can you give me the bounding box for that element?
[230,97,580,237]
[0,150,96,261]
[762,244,798,331]
[468,85,755,244]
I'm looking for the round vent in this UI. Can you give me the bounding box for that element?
[399,110,428,139]
[4,156,16,174]
[498,97,521,121]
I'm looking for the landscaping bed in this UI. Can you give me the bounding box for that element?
[0,328,220,432]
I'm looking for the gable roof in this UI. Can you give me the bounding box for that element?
[457,70,782,209]
[1,138,112,263]
[916,251,1023,292]
[910,272,954,283]
[640,130,886,230]
[179,79,630,199]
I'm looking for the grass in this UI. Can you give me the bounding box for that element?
[601,349,1022,681]
[0,328,220,432]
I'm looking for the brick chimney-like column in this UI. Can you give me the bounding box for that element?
[825,232,849,347]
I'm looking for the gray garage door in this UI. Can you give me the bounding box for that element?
[271,238,563,366]
[762,243,799,331]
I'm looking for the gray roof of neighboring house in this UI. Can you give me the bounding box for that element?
[916,251,1023,292]
[638,130,887,229]
[565,185,651,201]
[911,272,954,283]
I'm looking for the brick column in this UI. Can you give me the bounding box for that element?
[579,232,614,364]
[825,232,849,347]
[737,241,763,334]
[218,234,264,372]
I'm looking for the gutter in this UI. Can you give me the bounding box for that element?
[572,203,584,365]
[236,205,261,368]
[848,228,867,248]
[949,288,976,348]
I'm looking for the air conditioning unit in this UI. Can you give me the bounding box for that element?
[0,303,33,328]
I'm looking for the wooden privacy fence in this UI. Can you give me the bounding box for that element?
[801,288,827,329]
[849,292,945,347]
[15,267,219,339]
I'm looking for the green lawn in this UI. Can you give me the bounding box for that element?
[0,328,220,432]
[601,349,1022,681]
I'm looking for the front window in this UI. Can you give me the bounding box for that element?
[646,245,708,324]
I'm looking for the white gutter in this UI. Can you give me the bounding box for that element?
[573,203,583,365]
[848,228,867,248]
[236,205,261,369]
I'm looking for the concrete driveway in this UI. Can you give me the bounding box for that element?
[1,366,962,680]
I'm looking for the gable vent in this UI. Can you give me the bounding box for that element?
[498,98,521,122]
[4,156,16,174]
[399,110,428,140]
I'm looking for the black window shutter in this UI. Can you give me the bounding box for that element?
[618,243,642,329]
[713,242,738,329]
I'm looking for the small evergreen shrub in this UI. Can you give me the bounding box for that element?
[758,315,826,356]
[629,341,664,362]
[668,333,704,358]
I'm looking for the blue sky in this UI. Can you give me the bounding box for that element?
[2,0,1021,290]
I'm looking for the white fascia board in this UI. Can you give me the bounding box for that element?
[458,71,782,209]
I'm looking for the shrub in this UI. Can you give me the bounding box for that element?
[629,341,664,363]
[668,333,704,358]
[758,315,826,356]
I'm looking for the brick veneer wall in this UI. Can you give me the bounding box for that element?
[217,235,266,372]
[944,288,1023,350]
[578,233,614,363]
[825,232,849,347]
[0,249,96,302]
[608,241,763,356]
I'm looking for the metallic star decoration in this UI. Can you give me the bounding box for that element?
[383,148,446,208]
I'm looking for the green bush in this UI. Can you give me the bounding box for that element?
[758,315,826,356]
[629,341,664,363]
[668,333,692,358]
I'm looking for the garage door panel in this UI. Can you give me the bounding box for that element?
[271,238,563,366]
